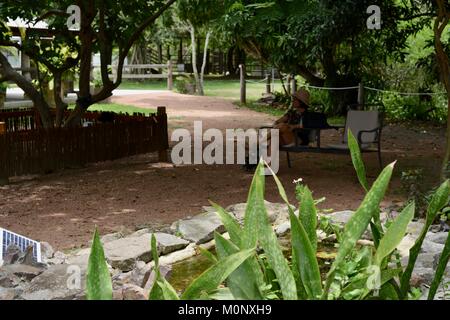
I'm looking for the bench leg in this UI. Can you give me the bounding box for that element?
[377,149,383,170]
[286,151,292,168]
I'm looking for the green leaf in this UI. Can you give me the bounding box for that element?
[400,180,450,297]
[374,202,415,266]
[323,162,395,298]
[348,129,369,192]
[211,201,243,246]
[157,279,180,300]
[427,231,450,300]
[299,186,318,253]
[290,212,323,299]
[215,232,264,300]
[86,228,113,300]
[181,248,255,300]
[199,246,218,264]
[149,234,164,300]
[249,161,297,300]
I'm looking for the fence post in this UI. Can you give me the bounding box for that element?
[0,122,8,185]
[358,82,365,108]
[157,106,169,162]
[266,73,271,94]
[167,61,174,91]
[239,64,246,104]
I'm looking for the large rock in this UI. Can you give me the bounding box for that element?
[171,212,225,244]
[0,270,21,288]
[426,232,449,245]
[226,201,291,225]
[21,264,86,300]
[103,234,154,271]
[323,210,354,225]
[1,264,45,281]
[0,287,16,300]
[420,239,444,255]
[121,284,148,300]
[72,232,189,272]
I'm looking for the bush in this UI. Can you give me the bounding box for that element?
[175,75,196,94]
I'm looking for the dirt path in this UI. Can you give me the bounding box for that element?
[0,91,445,250]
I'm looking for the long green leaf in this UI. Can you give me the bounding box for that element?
[181,248,255,300]
[211,201,243,246]
[374,202,415,266]
[299,186,318,253]
[215,232,263,300]
[86,228,113,300]
[290,212,323,299]
[248,161,297,300]
[149,234,164,300]
[348,129,369,192]
[242,162,267,249]
[427,231,450,300]
[400,180,450,297]
[157,279,180,300]
[265,161,309,299]
[323,162,395,298]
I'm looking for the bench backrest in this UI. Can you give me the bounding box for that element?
[343,110,380,143]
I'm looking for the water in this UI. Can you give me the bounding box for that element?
[167,236,337,293]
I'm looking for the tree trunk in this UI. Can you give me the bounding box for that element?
[199,30,212,96]
[189,22,201,95]
[434,0,450,181]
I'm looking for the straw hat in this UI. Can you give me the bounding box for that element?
[292,89,310,108]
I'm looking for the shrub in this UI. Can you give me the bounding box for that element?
[175,75,196,94]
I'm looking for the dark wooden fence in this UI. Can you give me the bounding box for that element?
[0,107,168,181]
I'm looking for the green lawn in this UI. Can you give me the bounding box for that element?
[73,103,156,115]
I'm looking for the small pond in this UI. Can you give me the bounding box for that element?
[167,236,337,293]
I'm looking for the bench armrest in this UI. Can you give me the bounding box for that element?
[358,127,381,144]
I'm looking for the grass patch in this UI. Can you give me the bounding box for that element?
[72,103,156,115]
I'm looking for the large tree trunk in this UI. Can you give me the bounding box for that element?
[199,30,212,96]
[434,0,450,181]
[189,22,201,95]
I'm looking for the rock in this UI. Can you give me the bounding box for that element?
[0,287,16,300]
[130,261,151,287]
[226,201,291,225]
[414,253,436,269]
[411,267,434,285]
[202,206,217,213]
[154,233,190,255]
[40,242,54,260]
[324,210,354,225]
[122,284,148,300]
[0,270,21,288]
[130,229,152,238]
[275,221,290,237]
[21,264,86,300]
[112,289,124,300]
[426,232,449,245]
[406,220,425,238]
[103,234,154,271]
[46,251,66,265]
[171,212,225,244]
[420,239,444,254]
[101,232,125,244]
[3,244,22,265]
[397,234,417,258]
[143,264,172,291]
[1,264,45,281]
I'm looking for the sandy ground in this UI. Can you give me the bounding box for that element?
[0,91,445,250]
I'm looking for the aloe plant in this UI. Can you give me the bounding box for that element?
[86,228,113,300]
[85,132,450,300]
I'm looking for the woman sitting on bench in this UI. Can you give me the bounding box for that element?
[274,88,312,147]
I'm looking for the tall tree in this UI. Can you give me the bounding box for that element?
[176,0,225,95]
[433,0,450,180]
[218,0,421,114]
[0,0,176,128]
